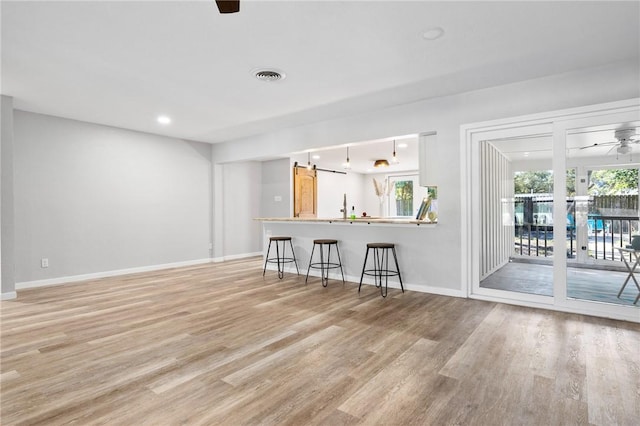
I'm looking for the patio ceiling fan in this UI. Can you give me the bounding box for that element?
[215,0,240,14]
[580,128,640,155]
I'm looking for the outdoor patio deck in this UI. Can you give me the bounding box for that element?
[481,261,640,306]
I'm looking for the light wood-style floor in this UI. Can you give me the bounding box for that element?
[1,257,639,425]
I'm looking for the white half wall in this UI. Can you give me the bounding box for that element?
[13,111,212,283]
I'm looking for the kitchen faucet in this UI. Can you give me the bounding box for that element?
[340,193,347,219]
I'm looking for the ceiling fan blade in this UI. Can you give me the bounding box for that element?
[579,141,618,150]
[606,144,620,155]
[216,0,240,14]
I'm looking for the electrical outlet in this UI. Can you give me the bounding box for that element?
[41,258,49,268]
[274,195,282,202]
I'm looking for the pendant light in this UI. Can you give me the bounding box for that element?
[294,152,315,170]
[392,140,399,163]
[343,147,351,169]
[374,159,389,168]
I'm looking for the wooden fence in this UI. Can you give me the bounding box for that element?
[591,195,638,215]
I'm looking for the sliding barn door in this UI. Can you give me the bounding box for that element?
[293,167,317,218]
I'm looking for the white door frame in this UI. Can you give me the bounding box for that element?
[461,98,640,322]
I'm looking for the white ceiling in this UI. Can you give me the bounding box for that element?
[2,1,639,145]
[490,125,640,161]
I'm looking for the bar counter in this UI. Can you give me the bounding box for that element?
[255,217,436,226]
[256,217,437,294]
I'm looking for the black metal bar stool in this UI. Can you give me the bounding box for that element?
[358,243,404,297]
[305,239,345,287]
[263,236,299,279]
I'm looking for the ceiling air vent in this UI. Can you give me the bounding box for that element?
[254,69,285,82]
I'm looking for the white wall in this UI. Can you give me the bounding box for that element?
[221,161,262,257]
[260,158,290,218]
[361,172,387,217]
[1,95,16,298]
[13,111,212,283]
[212,59,640,294]
[359,170,426,218]
[316,170,365,218]
[258,159,376,221]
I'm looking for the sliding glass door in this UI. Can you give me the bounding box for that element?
[564,124,640,307]
[475,124,555,305]
[467,100,640,321]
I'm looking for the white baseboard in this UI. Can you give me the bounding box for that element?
[14,253,464,300]
[407,283,466,298]
[265,265,466,298]
[345,274,465,298]
[215,252,262,262]
[16,258,213,290]
[1,291,17,300]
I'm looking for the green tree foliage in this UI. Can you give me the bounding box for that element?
[588,169,639,195]
[394,180,413,216]
[427,186,437,199]
[514,170,553,194]
[394,180,413,200]
[514,169,577,195]
[567,169,576,196]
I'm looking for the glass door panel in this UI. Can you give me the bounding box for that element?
[478,136,554,299]
[565,125,640,307]
[586,167,638,262]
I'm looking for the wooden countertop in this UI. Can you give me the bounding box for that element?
[254,217,436,226]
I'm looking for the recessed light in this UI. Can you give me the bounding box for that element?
[524,152,530,156]
[312,155,320,160]
[422,27,444,41]
[398,143,408,148]
[157,115,171,125]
